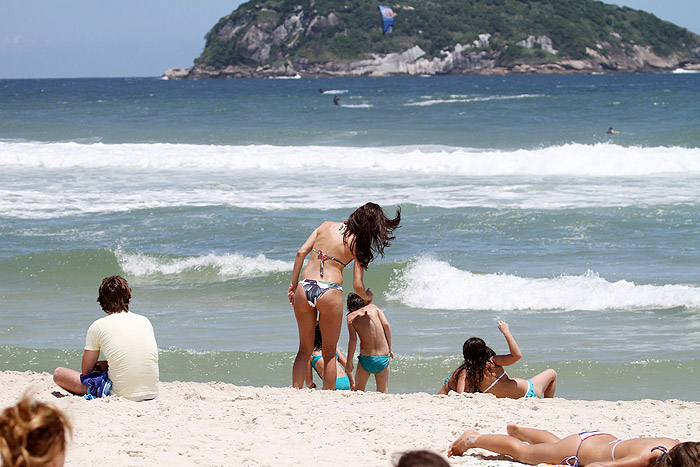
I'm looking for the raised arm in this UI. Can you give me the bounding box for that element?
[377,308,393,358]
[492,321,522,367]
[288,228,318,304]
[346,317,358,373]
[352,260,374,304]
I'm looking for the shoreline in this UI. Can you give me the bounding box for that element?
[2,371,699,466]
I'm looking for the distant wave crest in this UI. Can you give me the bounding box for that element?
[386,257,700,311]
[405,93,543,106]
[115,250,291,279]
[1,141,699,176]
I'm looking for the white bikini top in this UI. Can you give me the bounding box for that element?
[483,370,507,393]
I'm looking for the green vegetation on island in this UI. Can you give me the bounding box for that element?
[175,0,700,77]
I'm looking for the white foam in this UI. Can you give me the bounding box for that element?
[386,257,700,311]
[339,103,373,108]
[1,141,699,176]
[115,250,291,278]
[322,89,348,94]
[405,94,543,106]
[1,142,699,218]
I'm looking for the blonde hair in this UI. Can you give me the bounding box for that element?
[0,396,71,467]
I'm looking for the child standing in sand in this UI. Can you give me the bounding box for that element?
[438,321,556,399]
[345,293,393,393]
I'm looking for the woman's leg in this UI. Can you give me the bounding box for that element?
[507,423,561,444]
[530,369,557,398]
[316,288,343,390]
[292,284,317,389]
[449,429,580,464]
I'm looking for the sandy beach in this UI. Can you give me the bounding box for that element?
[2,371,698,466]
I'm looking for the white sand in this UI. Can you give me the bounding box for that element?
[1,371,699,467]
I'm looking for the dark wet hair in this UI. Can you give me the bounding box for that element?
[655,442,700,467]
[395,450,450,467]
[344,202,401,270]
[451,337,496,393]
[0,395,72,467]
[97,276,131,313]
[346,293,366,314]
[313,322,323,351]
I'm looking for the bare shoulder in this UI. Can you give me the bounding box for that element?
[317,220,334,231]
[366,305,386,318]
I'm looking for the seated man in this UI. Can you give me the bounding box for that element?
[53,276,159,401]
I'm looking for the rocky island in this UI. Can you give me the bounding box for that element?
[164,0,700,79]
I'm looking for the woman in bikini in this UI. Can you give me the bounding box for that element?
[288,202,400,390]
[438,321,557,399]
[448,423,700,467]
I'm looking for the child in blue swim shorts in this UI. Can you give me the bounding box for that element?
[345,293,393,393]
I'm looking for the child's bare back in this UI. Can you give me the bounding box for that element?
[348,304,391,356]
[345,293,393,392]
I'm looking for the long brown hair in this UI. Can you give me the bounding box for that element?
[452,337,496,393]
[97,275,131,313]
[344,203,401,269]
[0,395,72,467]
[655,442,700,467]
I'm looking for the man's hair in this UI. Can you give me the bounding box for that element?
[346,293,365,313]
[0,395,72,467]
[395,450,450,467]
[97,276,131,313]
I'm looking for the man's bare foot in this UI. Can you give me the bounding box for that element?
[447,429,480,457]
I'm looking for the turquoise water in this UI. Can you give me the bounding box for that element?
[1,73,699,400]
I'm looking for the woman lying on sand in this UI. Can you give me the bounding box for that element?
[438,321,557,399]
[448,423,700,467]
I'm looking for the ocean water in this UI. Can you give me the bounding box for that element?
[1,73,699,401]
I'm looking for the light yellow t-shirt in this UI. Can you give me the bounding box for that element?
[85,311,159,399]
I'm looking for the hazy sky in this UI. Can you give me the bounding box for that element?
[1,0,698,79]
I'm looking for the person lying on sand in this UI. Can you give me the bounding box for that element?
[448,423,700,467]
[345,293,393,393]
[438,321,556,399]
